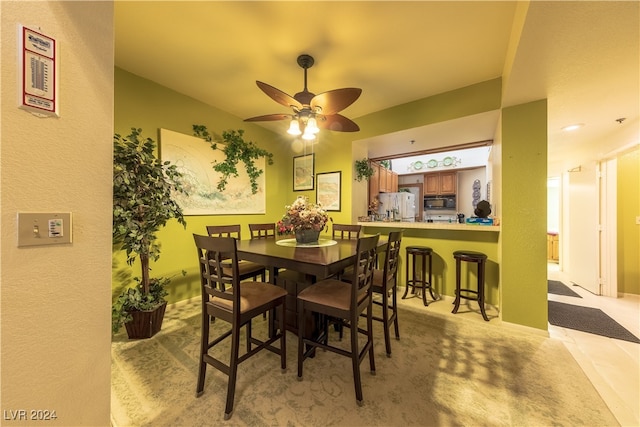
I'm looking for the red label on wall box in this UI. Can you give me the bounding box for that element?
[19,25,58,116]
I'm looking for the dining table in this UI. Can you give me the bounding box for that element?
[236,234,387,335]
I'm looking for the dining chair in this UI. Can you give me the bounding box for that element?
[249,222,281,293]
[369,230,403,357]
[249,222,276,239]
[332,223,362,240]
[296,233,380,406]
[193,234,287,420]
[206,225,267,282]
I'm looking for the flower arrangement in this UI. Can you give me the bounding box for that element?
[277,196,328,235]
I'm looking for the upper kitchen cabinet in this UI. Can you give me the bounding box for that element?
[381,166,398,193]
[368,161,398,205]
[424,171,457,195]
[372,162,398,193]
[368,162,380,205]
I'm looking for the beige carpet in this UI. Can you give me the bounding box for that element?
[111,299,618,426]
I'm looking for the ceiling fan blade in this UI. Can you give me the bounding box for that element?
[256,81,303,110]
[244,114,291,122]
[311,88,362,115]
[318,114,360,132]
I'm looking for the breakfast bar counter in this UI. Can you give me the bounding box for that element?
[357,221,500,313]
[357,221,500,233]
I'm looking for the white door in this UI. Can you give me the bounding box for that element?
[564,162,600,294]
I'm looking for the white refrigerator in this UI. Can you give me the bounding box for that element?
[377,192,416,222]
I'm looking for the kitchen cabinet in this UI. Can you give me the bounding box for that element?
[379,165,397,193]
[424,171,457,195]
[547,233,559,262]
[379,165,389,192]
[368,162,380,206]
[369,162,398,206]
[389,169,398,192]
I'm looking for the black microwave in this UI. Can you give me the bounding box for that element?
[424,196,456,209]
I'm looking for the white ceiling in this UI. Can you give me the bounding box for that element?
[115,1,639,177]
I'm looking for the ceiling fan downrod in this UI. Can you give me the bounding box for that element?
[297,54,314,94]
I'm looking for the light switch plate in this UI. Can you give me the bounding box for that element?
[17,212,72,247]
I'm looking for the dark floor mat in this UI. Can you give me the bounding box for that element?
[548,300,640,343]
[548,280,582,298]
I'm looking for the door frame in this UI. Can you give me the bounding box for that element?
[599,158,618,297]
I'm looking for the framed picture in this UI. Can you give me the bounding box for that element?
[316,171,341,211]
[293,153,315,191]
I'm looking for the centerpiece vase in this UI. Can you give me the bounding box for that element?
[295,229,320,244]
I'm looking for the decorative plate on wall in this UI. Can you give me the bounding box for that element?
[427,159,438,168]
[413,161,423,170]
[443,156,453,166]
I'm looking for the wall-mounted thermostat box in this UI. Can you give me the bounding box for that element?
[17,212,72,247]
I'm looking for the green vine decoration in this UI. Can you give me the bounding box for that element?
[354,158,375,182]
[193,125,274,194]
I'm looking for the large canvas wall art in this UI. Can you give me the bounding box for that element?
[159,128,266,215]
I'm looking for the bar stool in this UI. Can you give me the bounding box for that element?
[403,246,437,306]
[452,250,489,321]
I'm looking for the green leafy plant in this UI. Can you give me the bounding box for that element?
[112,277,169,333]
[112,128,187,333]
[355,158,375,182]
[380,159,391,169]
[192,124,273,194]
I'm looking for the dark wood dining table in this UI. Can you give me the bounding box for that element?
[236,235,387,334]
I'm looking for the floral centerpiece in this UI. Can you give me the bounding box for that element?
[277,196,328,243]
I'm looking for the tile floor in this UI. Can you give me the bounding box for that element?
[547,263,639,427]
[397,264,640,426]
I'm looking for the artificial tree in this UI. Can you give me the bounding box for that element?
[112,128,187,337]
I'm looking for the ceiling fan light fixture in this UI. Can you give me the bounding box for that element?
[307,116,320,134]
[287,118,302,136]
[244,54,361,136]
[302,126,316,140]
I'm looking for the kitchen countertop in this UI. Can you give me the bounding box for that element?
[358,220,500,232]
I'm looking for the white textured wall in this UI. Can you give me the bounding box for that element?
[1,2,113,425]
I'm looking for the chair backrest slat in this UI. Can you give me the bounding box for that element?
[332,224,361,240]
[382,231,403,284]
[206,224,242,240]
[194,234,240,306]
[350,234,380,308]
[249,223,276,240]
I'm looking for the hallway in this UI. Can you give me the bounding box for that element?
[547,263,640,426]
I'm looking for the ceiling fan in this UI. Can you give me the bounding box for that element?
[244,54,362,139]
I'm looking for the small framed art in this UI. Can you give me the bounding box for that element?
[293,153,315,191]
[316,171,341,211]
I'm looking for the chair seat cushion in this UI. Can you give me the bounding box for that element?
[298,279,360,311]
[210,282,287,313]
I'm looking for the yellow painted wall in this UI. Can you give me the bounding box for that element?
[1,2,113,424]
[114,68,293,303]
[500,100,548,329]
[617,147,640,294]
[115,75,556,328]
